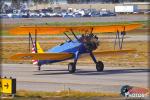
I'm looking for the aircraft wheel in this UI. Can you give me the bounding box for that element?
[68,63,76,73]
[96,61,104,72]
[38,64,41,71]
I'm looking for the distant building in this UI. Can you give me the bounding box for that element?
[0,0,148,10]
[66,0,149,3]
[1,0,149,4]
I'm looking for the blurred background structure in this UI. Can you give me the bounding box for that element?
[0,0,149,18]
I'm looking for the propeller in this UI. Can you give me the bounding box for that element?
[81,33,99,51]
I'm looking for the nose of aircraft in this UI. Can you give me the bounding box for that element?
[81,33,99,51]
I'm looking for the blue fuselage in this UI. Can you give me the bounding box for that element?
[38,39,87,65]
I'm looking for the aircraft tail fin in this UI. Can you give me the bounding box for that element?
[32,42,44,65]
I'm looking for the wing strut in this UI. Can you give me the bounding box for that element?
[34,29,37,53]
[64,32,72,41]
[114,27,126,50]
[29,32,34,52]
[90,27,94,34]
[120,27,126,49]
[29,33,31,52]
[28,28,38,53]
[70,29,79,41]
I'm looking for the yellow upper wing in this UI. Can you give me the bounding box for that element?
[10,53,74,60]
[9,23,142,35]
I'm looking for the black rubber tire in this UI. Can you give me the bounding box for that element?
[38,65,41,71]
[68,63,76,73]
[96,61,104,72]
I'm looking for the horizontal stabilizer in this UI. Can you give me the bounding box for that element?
[10,53,74,60]
[9,24,142,34]
[93,49,136,56]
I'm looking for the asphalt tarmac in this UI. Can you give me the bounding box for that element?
[1,15,148,25]
[1,64,149,93]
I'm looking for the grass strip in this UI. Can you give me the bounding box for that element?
[15,90,119,98]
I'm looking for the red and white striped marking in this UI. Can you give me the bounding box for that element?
[32,46,38,65]
[128,87,149,94]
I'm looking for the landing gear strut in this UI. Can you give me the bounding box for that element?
[68,63,76,73]
[90,52,104,72]
[68,51,79,73]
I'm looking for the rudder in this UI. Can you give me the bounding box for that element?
[32,42,44,65]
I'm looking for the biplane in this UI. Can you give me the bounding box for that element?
[9,23,142,73]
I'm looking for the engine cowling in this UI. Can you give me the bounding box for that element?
[80,34,99,51]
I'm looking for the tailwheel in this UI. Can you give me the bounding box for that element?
[68,62,76,73]
[38,64,41,71]
[96,61,104,72]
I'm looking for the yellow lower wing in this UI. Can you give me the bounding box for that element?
[10,53,74,60]
[93,49,136,56]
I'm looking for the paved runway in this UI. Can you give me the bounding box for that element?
[1,64,149,93]
[1,15,148,25]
